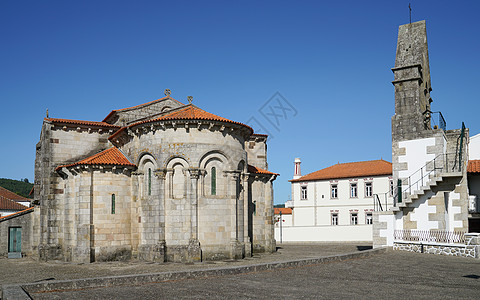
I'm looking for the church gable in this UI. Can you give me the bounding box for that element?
[103,95,184,126]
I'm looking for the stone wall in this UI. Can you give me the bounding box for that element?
[0,209,34,257]
[393,233,480,259]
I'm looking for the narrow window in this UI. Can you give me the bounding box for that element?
[366,212,373,224]
[350,183,358,198]
[351,213,358,225]
[148,168,152,196]
[331,213,338,226]
[365,182,372,197]
[111,194,116,214]
[331,184,338,199]
[389,180,394,196]
[301,186,307,200]
[211,167,216,195]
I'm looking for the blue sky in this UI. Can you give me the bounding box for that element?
[1,0,479,204]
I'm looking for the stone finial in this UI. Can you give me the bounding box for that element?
[187,96,193,104]
[164,89,171,97]
[46,108,49,118]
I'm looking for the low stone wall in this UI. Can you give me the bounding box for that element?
[393,233,480,259]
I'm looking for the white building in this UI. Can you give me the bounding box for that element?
[276,158,393,242]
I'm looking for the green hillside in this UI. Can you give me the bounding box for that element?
[0,178,34,198]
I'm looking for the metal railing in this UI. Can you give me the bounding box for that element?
[394,152,460,206]
[394,229,466,244]
[373,193,392,211]
[430,111,446,131]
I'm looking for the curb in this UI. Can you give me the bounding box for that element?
[2,247,386,299]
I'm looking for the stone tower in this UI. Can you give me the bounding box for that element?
[391,20,433,142]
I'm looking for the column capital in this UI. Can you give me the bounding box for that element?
[225,170,241,181]
[154,168,167,180]
[188,168,201,179]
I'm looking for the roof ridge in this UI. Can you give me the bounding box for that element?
[56,147,136,171]
[103,96,184,122]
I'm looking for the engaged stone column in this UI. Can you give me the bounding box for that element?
[153,168,167,262]
[242,173,252,257]
[187,168,201,262]
[228,171,243,259]
[264,177,275,253]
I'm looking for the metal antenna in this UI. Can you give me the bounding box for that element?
[409,3,412,24]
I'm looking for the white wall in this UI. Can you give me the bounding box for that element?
[398,137,436,183]
[469,133,480,160]
[288,175,392,241]
[275,225,372,242]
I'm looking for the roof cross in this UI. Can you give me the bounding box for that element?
[187,96,193,104]
[164,89,171,97]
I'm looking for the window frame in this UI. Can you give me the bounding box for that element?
[331,213,339,226]
[365,182,373,198]
[350,183,358,198]
[300,185,307,200]
[366,212,373,225]
[350,212,358,225]
[331,184,338,199]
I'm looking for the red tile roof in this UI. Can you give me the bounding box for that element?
[468,160,480,173]
[0,207,34,221]
[46,118,121,129]
[290,159,392,182]
[248,164,279,176]
[0,196,28,211]
[103,96,184,122]
[109,104,254,141]
[274,207,292,215]
[0,186,30,202]
[56,147,136,171]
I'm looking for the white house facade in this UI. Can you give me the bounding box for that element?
[276,159,393,242]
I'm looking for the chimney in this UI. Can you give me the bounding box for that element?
[293,158,301,179]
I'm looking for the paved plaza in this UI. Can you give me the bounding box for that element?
[1,244,479,299]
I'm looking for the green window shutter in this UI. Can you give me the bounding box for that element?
[112,194,116,214]
[211,167,216,195]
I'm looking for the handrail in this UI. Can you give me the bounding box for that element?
[373,193,391,211]
[394,152,460,206]
[394,229,466,244]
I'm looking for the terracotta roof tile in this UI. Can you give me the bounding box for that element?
[468,160,480,173]
[0,207,34,221]
[46,118,121,129]
[290,159,392,182]
[103,96,184,122]
[0,186,29,202]
[248,164,279,176]
[109,104,254,141]
[0,196,28,211]
[274,207,292,215]
[56,147,136,171]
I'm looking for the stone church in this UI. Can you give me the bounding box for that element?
[15,91,278,263]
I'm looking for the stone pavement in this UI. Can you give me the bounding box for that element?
[0,243,369,286]
[3,243,479,299]
[32,250,480,300]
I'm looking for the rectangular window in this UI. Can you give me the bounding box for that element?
[365,182,372,197]
[366,212,373,224]
[390,180,394,196]
[301,186,307,200]
[351,213,358,225]
[350,183,357,198]
[331,184,338,199]
[331,213,338,225]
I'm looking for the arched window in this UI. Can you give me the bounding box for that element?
[211,167,216,195]
[148,168,152,196]
[111,194,116,214]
